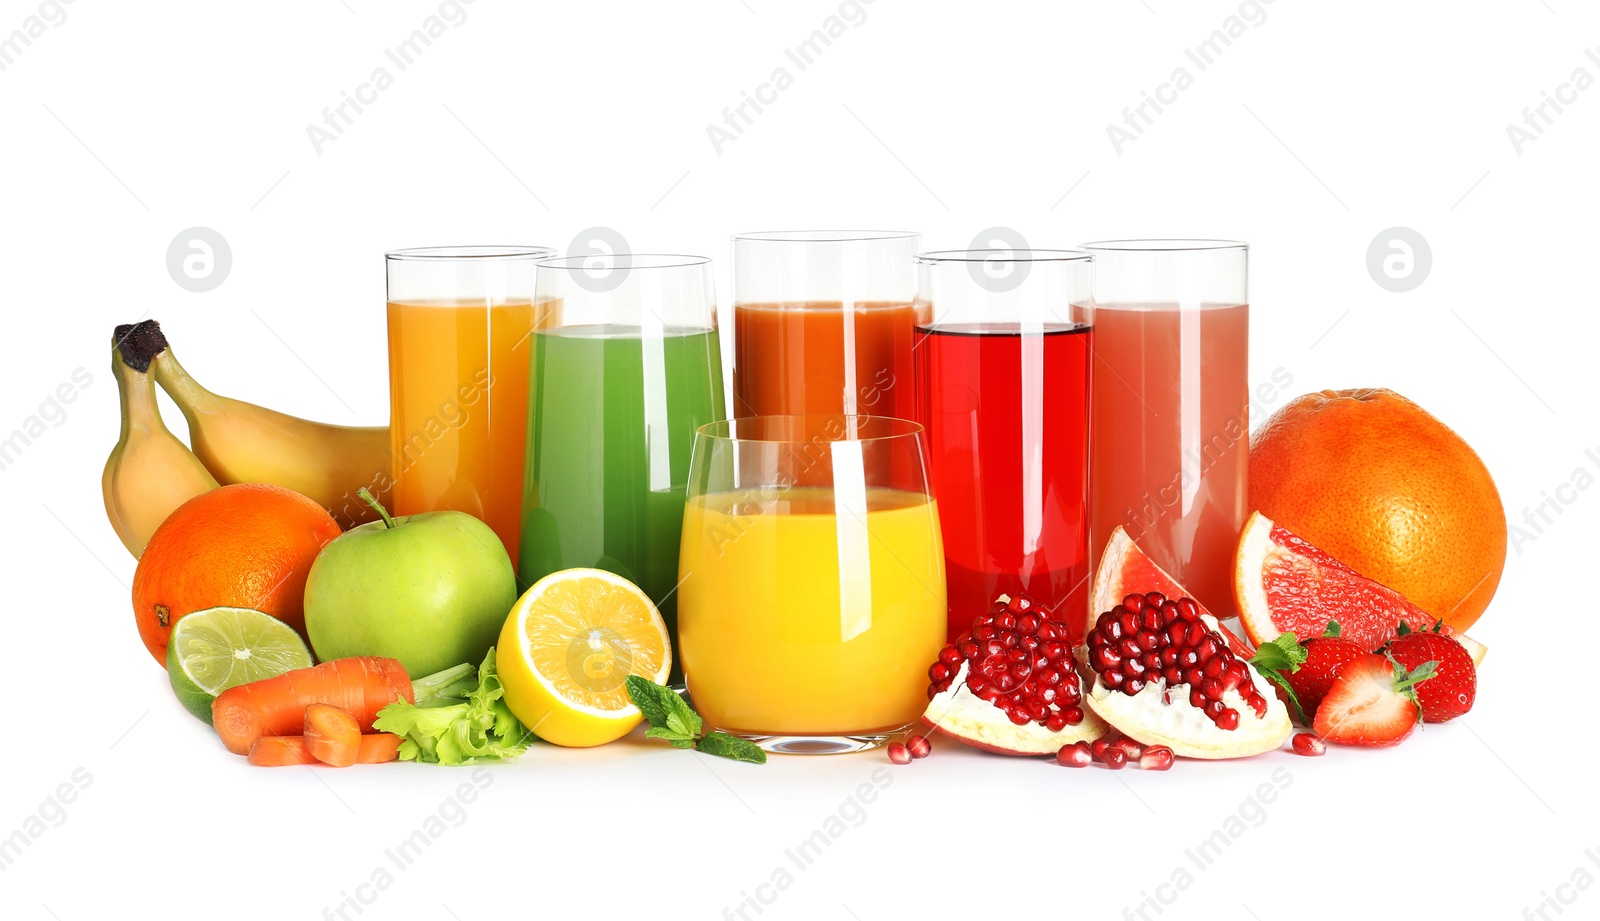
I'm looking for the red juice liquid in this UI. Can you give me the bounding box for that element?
[915,322,1093,642]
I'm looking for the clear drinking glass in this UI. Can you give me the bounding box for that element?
[518,254,726,684]
[386,245,554,561]
[678,414,946,754]
[731,230,922,420]
[1079,239,1249,627]
[914,249,1095,643]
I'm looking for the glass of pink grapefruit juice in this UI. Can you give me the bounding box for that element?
[1079,240,1249,629]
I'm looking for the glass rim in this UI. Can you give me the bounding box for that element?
[915,248,1093,265]
[731,229,920,244]
[1078,238,1248,253]
[536,253,711,271]
[695,414,923,444]
[386,245,555,261]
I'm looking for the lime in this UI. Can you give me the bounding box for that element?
[166,606,313,724]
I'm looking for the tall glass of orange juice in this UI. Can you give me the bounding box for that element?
[386,245,553,561]
[678,414,946,754]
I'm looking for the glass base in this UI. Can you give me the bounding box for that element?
[724,725,914,755]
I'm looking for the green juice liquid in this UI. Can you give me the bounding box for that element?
[518,325,725,682]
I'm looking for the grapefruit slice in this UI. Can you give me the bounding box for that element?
[1090,527,1253,658]
[1235,512,1486,664]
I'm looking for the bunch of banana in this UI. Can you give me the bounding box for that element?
[103,323,218,557]
[102,321,395,558]
[151,336,392,530]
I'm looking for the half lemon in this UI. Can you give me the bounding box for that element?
[497,568,672,747]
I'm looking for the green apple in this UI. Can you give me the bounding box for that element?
[304,489,517,678]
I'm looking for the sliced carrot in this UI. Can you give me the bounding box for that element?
[212,656,413,756]
[357,733,403,764]
[304,704,361,767]
[247,736,317,767]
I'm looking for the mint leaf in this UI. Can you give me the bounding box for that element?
[1250,632,1307,674]
[697,732,767,764]
[665,705,702,741]
[645,726,694,748]
[1255,667,1307,726]
[626,675,675,728]
[1322,620,1342,638]
[1249,633,1309,726]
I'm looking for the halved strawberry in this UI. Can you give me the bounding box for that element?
[1386,626,1476,723]
[1313,654,1435,747]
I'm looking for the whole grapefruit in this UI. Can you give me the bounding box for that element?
[131,483,342,664]
[1248,388,1506,632]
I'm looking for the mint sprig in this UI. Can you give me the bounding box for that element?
[1249,631,1310,725]
[625,676,766,764]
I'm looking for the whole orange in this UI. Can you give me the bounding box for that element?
[1249,388,1506,632]
[131,483,342,664]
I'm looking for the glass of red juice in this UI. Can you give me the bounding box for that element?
[731,231,921,420]
[1078,240,1249,632]
[913,249,1094,643]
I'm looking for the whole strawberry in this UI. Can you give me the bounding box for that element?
[1387,628,1476,722]
[1250,621,1365,724]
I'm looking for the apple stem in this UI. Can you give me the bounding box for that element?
[358,488,398,529]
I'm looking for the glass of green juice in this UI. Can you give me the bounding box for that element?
[519,253,727,685]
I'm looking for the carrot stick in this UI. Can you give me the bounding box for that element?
[212,657,413,756]
[248,736,318,767]
[356,733,402,764]
[304,704,360,767]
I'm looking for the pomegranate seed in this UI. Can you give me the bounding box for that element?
[1292,732,1327,756]
[1110,737,1145,760]
[1057,741,1093,767]
[907,735,931,759]
[1216,708,1240,731]
[1091,736,1114,760]
[924,594,1087,735]
[1122,593,1145,612]
[887,743,911,764]
[1101,748,1128,770]
[1138,746,1175,771]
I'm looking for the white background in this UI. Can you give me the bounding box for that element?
[2,1,1595,919]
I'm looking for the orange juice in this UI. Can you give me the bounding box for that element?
[386,298,539,560]
[678,487,946,735]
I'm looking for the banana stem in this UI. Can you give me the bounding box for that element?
[357,487,398,529]
[111,340,163,439]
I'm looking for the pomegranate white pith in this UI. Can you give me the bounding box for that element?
[1078,593,1291,760]
[924,662,1106,755]
[1081,660,1290,759]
